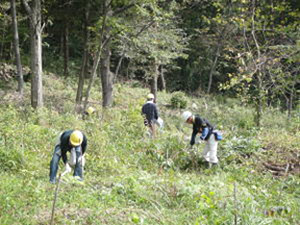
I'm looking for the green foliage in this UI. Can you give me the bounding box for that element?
[220,135,262,164]
[0,68,299,224]
[170,91,187,109]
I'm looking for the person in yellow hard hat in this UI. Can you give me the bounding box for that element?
[83,106,96,118]
[142,93,159,138]
[86,106,95,115]
[49,130,87,183]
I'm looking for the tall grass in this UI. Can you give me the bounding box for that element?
[0,73,299,224]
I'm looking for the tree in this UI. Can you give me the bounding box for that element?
[220,0,300,125]
[117,1,188,98]
[11,0,23,95]
[82,0,110,111]
[75,0,91,110]
[22,0,43,108]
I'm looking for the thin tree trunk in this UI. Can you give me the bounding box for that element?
[22,0,43,108]
[101,42,113,107]
[100,3,114,108]
[150,62,159,99]
[63,23,69,76]
[83,1,109,112]
[287,86,294,119]
[251,0,262,127]
[0,19,6,59]
[207,44,220,94]
[76,0,90,109]
[83,50,102,111]
[11,0,24,95]
[159,65,166,91]
[114,50,125,83]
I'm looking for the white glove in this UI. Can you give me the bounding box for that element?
[65,163,72,172]
[61,163,72,176]
[81,155,85,167]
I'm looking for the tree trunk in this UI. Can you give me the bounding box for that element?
[207,44,220,94]
[11,0,24,95]
[251,0,262,127]
[287,86,294,119]
[83,50,102,111]
[159,65,166,91]
[100,4,114,108]
[76,1,90,109]
[255,73,263,127]
[114,50,125,83]
[63,23,69,76]
[150,62,159,99]
[22,0,43,108]
[83,0,110,112]
[101,41,113,107]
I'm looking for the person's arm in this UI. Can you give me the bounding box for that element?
[61,149,68,164]
[154,104,159,120]
[81,136,87,155]
[141,105,144,115]
[190,126,198,146]
[200,127,209,140]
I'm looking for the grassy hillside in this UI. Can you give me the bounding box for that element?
[0,72,299,225]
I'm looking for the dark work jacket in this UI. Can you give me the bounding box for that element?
[141,101,159,124]
[59,130,87,163]
[190,115,214,145]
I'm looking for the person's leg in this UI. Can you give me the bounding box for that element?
[150,123,156,139]
[49,145,62,183]
[202,141,210,162]
[208,135,219,164]
[73,146,83,180]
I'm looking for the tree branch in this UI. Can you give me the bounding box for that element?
[113,3,135,16]
[21,0,32,15]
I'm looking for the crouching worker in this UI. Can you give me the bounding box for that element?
[182,111,219,167]
[84,106,95,117]
[83,106,95,119]
[142,93,159,138]
[49,130,87,183]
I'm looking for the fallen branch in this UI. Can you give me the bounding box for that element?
[262,162,289,172]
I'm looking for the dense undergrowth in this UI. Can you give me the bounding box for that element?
[0,72,299,224]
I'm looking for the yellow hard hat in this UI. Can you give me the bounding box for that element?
[147,93,154,99]
[70,130,83,146]
[86,106,95,115]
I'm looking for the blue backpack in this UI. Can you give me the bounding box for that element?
[214,130,223,141]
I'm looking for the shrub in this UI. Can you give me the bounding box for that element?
[0,146,25,172]
[170,91,187,109]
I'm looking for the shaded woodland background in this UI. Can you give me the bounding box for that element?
[0,0,299,125]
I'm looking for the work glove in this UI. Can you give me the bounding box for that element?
[61,163,72,176]
[65,163,72,173]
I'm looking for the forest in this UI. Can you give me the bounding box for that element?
[0,0,299,224]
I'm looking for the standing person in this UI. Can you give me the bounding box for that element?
[182,111,219,167]
[49,130,87,183]
[142,93,159,138]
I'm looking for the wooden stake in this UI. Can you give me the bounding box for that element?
[50,174,62,225]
